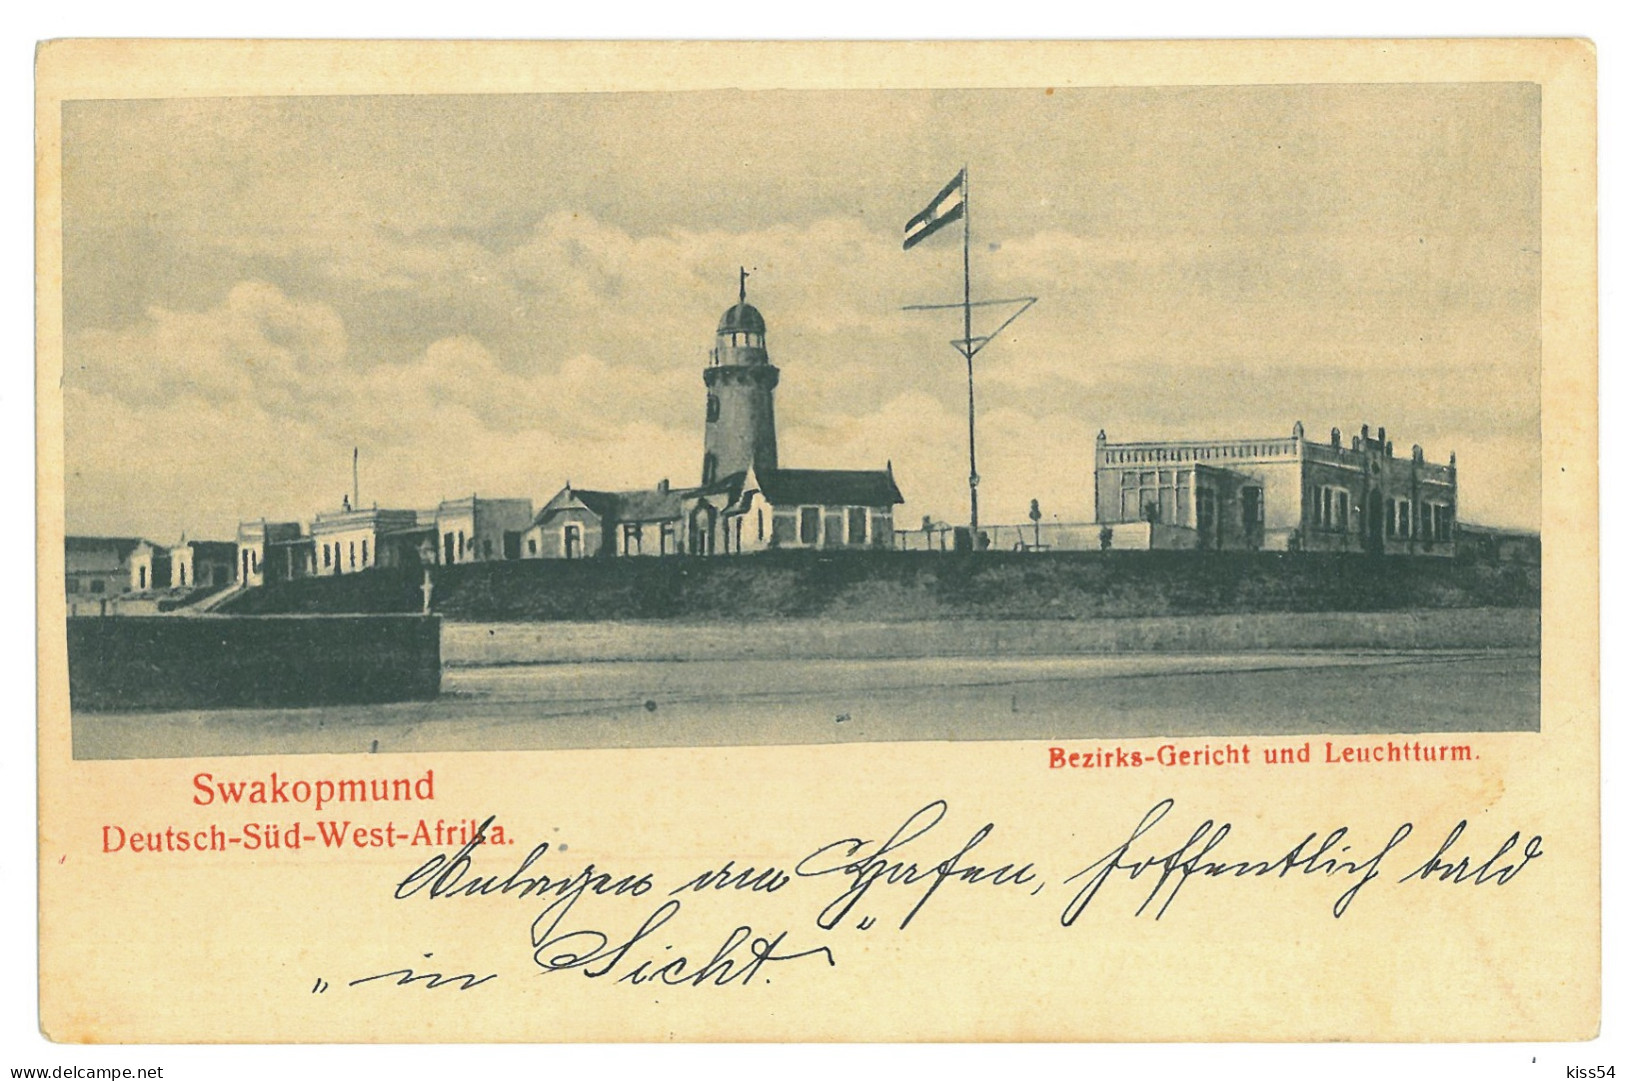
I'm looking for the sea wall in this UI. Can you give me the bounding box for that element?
[67,615,441,711]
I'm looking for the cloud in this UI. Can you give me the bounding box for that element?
[60,85,1543,536]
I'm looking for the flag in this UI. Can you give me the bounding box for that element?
[903,168,966,250]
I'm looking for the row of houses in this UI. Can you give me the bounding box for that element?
[233,460,907,589]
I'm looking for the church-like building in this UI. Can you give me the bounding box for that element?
[526,273,904,558]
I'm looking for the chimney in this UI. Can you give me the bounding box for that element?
[1331,427,1341,449]
[1412,444,1424,462]
[1377,426,1386,447]
[657,479,669,494]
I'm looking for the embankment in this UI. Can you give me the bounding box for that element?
[220,549,1540,623]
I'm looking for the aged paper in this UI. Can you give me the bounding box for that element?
[36,39,1597,1043]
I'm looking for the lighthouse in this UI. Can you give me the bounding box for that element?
[701,269,780,485]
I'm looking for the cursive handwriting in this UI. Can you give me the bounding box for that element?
[1061,798,1415,922]
[394,816,657,910]
[531,897,834,987]
[1399,820,1543,885]
[370,804,1544,996]
[795,800,1039,930]
[350,955,496,991]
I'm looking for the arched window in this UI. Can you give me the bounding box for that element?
[703,452,718,485]
[706,394,720,422]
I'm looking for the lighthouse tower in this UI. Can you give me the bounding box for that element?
[701,269,779,484]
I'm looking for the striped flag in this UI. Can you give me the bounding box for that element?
[903,168,966,250]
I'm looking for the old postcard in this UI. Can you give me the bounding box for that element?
[35,39,1597,1042]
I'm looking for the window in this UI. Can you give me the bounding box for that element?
[1316,486,1350,531]
[179,564,186,586]
[1435,503,1454,542]
[706,394,720,422]
[623,523,642,556]
[483,538,493,559]
[251,550,260,573]
[799,507,820,545]
[527,538,537,556]
[1394,499,1411,539]
[457,532,465,560]
[1120,468,1186,525]
[322,543,331,568]
[660,521,675,555]
[703,452,718,485]
[90,579,105,593]
[773,512,797,546]
[757,508,764,542]
[361,539,369,566]
[138,566,147,590]
[349,541,356,569]
[1241,486,1264,527]
[848,507,867,546]
[824,511,845,547]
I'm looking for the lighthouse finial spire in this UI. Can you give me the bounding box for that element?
[739,266,748,304]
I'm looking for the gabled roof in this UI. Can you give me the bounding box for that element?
[755,468,904,508]
[571,490,620,519]
[534,486,613,526]
[614,486,685,522]
[536,483,686,527]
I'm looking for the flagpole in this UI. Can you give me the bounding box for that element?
[962,164,979,541]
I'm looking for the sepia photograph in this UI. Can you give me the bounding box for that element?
[32,37,1598,1050]
[61,82,1542,759]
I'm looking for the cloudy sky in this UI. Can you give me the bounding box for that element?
[61,83,1540,540]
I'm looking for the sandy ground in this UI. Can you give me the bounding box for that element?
[72,648,1539,760]
[441,609,1538,664]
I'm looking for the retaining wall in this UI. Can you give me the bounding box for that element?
[67,615,441,711]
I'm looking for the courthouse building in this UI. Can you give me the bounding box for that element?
[1092,421,1458,555]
